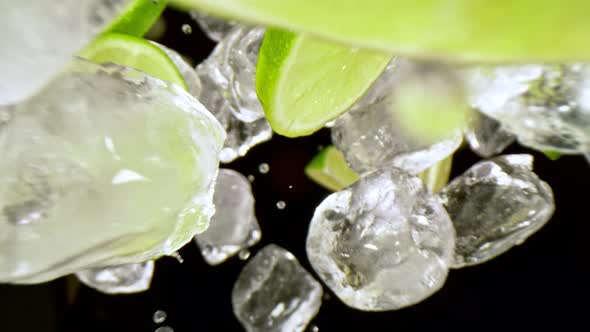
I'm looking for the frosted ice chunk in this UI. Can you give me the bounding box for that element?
[0,0,128,105]
[306,168,455,311]
[466,64,590,153]
[332,60,462,175]
[196,25,272,163]
[195,169,260,265]
[439,154,555,268]
[76,261,154,294]
[0,60,225,284]
[232,244,323,332]
[465,110,515,157]
[190,11,238,42]
[152,42,202,97]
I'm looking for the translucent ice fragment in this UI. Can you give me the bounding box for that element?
[76,261,154,294]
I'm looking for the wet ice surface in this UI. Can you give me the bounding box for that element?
[0,0,127,105]
[332,60,462,175]
[152,42,202,97]
[190,11,238,42]
[195,169,261,265]
[232,244,323,332]
[196,25,272,163]
[466,64,590,154]
[306,168,455,311]
[0,60,225,284]
[439,154,555,268]
[465,110,515,157]
[75,261,154,294]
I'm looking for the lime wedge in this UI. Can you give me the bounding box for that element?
[305,146,359,191]
[170,0,590,62]
[417,155,453,193]
[257,28,391,137]
[78,33,187,90]
[103,0,167,37]
[543,150,562,160]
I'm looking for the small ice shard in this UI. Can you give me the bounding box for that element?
[75,261,154,294]
[306,168,455,311]
[232,244,323,332]
[0,0,129,105]
[196,25,272,163]
[465,110,515,157]
[152,42,202,97]
[0,60,225,284]
[466,64,590,153]
[438,154,555,268]
[332,59,463,175]
[190,11,238,42]
[195,169,260,265]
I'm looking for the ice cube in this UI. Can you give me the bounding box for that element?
[0,0,127,105]
[0,60,225,284]
[332,59,462,175]
[152,42,202,97]
[466,64,590,153]
[439,154,555,268]
[190,11,238,42]
[232,244,323,332]
[75,261,154,294]
[306,168,455,311]
[196,25,272,163]
[465,110,515,157]
[195,169,260,265]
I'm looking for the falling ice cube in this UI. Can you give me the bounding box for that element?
[0,0,128,105]
[438,154,555,268]
[0,60,225,284]
[465,110,515,158]
[306,168,455,311]
[332,59,462,175]
[195,169,261,265]
[465,64,590,153]
[232,244,323,332]
[75,261,154,294]
[190,11,238,42]
[196,25,272,163]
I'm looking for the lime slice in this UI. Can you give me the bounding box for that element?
[78,33,187,90]
[257,28,391,137]
[171,0,590,62]
[103,0,168,37]
[417,155,453,193]
[543,150,562,160]
[305,146,359,191]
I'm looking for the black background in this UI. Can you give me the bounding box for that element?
[1,7,589,332]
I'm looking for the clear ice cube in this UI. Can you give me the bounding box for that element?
[152,42,202,97]
[190,11,238,42]
[232,244,323,332]
[196,25,272,163]
[466,64,590,153]
[438,154,555,268]
[75,261,154,294]
[0,60,225,284]
[465,110,515,157]
[0,0,127,105]
[332,59,462,175]
[306,168,455,311]
[195,169,261,265]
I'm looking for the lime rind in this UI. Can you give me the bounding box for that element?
[78,33,188,90]
[417,155,453,193]
[103,0,168,37]
[305,146,359,191]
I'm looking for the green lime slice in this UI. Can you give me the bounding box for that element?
[417,154,453,193]
[78,33,187,90]
[543,150,562,160]
[305,145,359,191]
[103,0,168,37]
[170,0,590,63]
[256,28,391,137]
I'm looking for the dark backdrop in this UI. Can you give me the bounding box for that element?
[1,7,589,332]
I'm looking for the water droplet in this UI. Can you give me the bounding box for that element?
[288,185,293,189]
[247,174,255,182]
[153,310,167,324]
[322,292,331,301]
[310,325,319,332]
[170,252,184,264]
[181,24,192,34]
[155,327,174,332]
[4,200,46,225]
[151,0,159,4]
[276,200,286,210]
[238,249,251,261]
[258,163,269,174]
